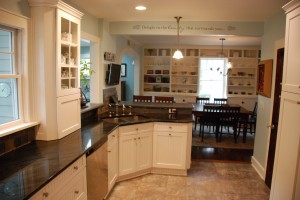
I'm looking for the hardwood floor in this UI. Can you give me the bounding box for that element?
[192,146,253,163]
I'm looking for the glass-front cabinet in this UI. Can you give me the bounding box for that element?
[57,9,81,97]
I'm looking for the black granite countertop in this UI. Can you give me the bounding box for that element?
[0,112,193,199]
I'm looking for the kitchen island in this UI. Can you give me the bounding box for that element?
[0,102,193,199]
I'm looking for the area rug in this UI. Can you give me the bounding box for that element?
[192,127,255,150]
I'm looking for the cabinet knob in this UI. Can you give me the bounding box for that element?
[169,133,172,136]
[297,101,300,105]
[73,166,78,170]
[112,135,115,137]
[138,137,141,140]
[107,150,111,153]
[267,124,275,129]
[169,126,172,129]
[134,138,136,140]
[136,128,138,131]
[74,190,79,194]
[43,192,49,197]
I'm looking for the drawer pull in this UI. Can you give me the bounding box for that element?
[74,166,78,170]
[74,190,79,194]
[43,192,49,197]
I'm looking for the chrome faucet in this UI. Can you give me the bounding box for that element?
[122,104,126,116]
[128,106,132,115]
[108,104,112,117]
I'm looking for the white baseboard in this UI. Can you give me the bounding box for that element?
[251,156,266,180]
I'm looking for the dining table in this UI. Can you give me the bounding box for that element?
[192,103,252,143]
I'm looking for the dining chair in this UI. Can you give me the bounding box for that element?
[133,95,152,102]
[198,105,222,142]
[194,97,210,130]
[154,96,175,103]
[237,102,257,140]
[196,97,210,104]
[213,98,228,105]
[218,106,241,143]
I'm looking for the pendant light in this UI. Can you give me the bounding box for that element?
[173,16,183,59]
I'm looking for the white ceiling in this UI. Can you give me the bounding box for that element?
[73,0,290,46]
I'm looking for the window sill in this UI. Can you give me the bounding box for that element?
[0,122,40,138]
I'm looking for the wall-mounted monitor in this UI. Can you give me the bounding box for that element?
[106,63,121,86]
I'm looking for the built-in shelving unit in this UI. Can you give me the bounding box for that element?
[143,46,260,104]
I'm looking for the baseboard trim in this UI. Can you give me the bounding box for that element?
[251,156,265,180]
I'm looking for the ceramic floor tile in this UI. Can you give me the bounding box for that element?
[108,160,270,200]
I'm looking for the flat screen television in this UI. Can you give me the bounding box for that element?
[106,63,121,86]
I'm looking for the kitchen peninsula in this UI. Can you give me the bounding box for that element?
[0,102,193,199]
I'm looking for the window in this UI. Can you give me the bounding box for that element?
[0,25,22,128]
[198,58,227,102]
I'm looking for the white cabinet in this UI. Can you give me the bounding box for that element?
[282,0,300,94]
[153,122,192,170]
[118,123,153,176]
[30,156,87,200]
[108,129,118,191]
[227,96,257,111]
[270,1,300,199]
[29,0,83,140]
[270,92,300,200]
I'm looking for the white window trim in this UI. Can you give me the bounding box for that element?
[0,8,39,137]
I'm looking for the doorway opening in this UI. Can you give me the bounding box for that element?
[121,55,135,102]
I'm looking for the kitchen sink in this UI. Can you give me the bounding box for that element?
[102,115,150,124]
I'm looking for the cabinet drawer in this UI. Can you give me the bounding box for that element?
[54,167,87,200]
[30,155,86,200]
[154,122,187,133]
[119,122,153,136]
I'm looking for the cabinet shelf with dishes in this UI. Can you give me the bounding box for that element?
[143,48,171,93]
[227,50,259,97]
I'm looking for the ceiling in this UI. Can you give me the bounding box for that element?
[73,0,290,46]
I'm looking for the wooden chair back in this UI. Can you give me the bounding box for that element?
[196,97,210,104]
[133,95,152,102]
[154,96,175,103]
[213,98,228,105]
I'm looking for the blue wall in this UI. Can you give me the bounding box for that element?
[121,55,134,102]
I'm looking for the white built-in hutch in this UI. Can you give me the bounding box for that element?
[143,46,260,110]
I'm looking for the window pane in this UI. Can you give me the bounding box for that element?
[0,28,14,74]
[0,78,19,125]
[199,58,227,101]
[0,53,13,74]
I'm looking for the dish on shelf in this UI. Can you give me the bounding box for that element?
[163,70,169,74]
[172,71,177,74]
[248,93,253,95]
[147,70,153,74]
[234,92,239,94]
[237,72,245,76]
[181,71,187,75]
[155,70,161,74]
[190,72,197,75]
[228,91,233,94]
[248,73,254,77]
[231,74,237,76]
[241,92,246,95]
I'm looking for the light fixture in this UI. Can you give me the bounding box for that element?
[173,16,183,59]
[135,5,146,11]
[210,38,232,76]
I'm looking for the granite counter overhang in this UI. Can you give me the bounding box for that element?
[0,110,193,199]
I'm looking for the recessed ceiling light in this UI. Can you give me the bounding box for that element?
[135,5,146,11]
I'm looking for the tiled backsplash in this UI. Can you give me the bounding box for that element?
[0,126,37,156]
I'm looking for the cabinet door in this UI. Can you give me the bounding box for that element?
[270,91,300,200]
[57,93,81,139]
[153,131,187,169]
[118,133,137,176]
[228,97,257,111]
[136,131,152,171]
[108,130,118,191]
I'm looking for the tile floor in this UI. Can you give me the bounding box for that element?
[108,160,270,200]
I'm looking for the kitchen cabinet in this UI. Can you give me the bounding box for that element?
[29,0,83,140]
[281,0,300,94]
[153,122,192,170]
[118,123,153,176]
[227,96,257,111]
[108,129,118,191]
[270,92,300,199]
[30,155,87,200]
[270,1,300,199]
